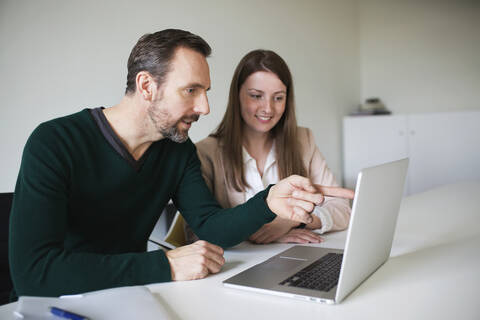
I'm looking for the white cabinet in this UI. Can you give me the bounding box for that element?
[343,111,480,195]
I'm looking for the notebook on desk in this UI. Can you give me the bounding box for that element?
[223,158,409,304]
[15,286,171,320]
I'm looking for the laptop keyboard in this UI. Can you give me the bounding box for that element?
[279,253,343,292]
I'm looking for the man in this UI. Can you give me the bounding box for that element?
[9,29,332,298]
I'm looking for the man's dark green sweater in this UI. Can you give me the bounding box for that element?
[9,109,276,297]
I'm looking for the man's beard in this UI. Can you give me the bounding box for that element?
[160,123,188,143]
[148,101,199,143]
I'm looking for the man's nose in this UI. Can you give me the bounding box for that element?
[194,93,210,115]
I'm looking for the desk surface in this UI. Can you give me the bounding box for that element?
[2,181,480,319]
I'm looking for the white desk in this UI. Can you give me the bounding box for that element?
[2,182,480,319]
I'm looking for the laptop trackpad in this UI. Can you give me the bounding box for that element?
[262,257,305,272]
[224,257,306,288]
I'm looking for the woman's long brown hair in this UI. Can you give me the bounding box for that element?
[211,50,307,192]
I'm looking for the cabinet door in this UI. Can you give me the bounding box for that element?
[407,111,480,194]
[343,115,409,190]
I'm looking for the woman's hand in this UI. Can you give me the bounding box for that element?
[277,228,323,244]
[248,217,322,244]
[249,217,296,244]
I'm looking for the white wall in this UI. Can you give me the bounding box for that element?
[2,0,479,193]
[359,0,480,113]
[0,0,359,192]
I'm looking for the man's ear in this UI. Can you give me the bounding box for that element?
[136,71,156,102]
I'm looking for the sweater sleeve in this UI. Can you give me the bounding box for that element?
[173,144,276,248]
[9,124,172,297]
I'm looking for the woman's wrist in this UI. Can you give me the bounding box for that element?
[306,214,322,230]
[280,217,302,229]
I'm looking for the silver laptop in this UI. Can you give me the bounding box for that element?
[223,158,409,304]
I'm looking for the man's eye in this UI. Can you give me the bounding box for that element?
[186,88,195,94]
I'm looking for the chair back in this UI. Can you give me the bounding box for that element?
[164,212,186,248]
[0,192,13,305]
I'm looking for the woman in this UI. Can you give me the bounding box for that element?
[194,49,351,244]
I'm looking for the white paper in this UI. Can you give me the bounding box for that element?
[15,286,171,320]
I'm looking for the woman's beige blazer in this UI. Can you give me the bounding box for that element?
[195,127,351,232]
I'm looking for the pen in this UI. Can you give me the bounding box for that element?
[49,306,90,320]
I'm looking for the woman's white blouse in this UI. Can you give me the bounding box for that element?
[242,144,333,234]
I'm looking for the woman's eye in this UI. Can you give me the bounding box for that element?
[250,94,262,99]
[275,96,285,101]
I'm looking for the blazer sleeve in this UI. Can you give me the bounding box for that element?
[196,139,215,192]
[303,128,351,233]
